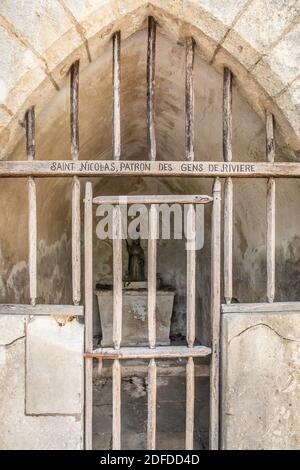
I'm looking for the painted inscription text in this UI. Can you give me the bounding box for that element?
[49,161,256,175]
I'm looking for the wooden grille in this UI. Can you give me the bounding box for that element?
[84,189,221,450]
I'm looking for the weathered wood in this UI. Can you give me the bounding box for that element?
[223,68,232,163]
[72,176,81,305]
[28,176,37,306]
[267,177,276,303]
[1,160,300,177]
[224,177,233,304]
[112,32,121,160]
[147,16,156,161]
[147,358,157,450]
[70,62,81,306]
[112,358,121,450]
[97,363,210,378]
[266,112,276,303]
[221,301,300,314]
[209,178,221,450]
[266,111,275,164]
[186,204,196,347]
[25,107,35,161]
[148,204,157,348]
[113,205,123,349]
[223,68,233,305]
[87,344,211,359]
[26,108,37,306]
[84,182,93,450]
[70,60,79,161]
[0,304,83,316]
[93,194,212,205]
[185,37,195,161]
[185,357,195,450]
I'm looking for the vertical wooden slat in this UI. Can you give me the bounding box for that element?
[113,205,122,349]
[84,182,93,450]
[70,60,81,306]
[112,31,121,160]
[147,358,157,450]
[223,68,232,163]
[266,111,275,303]
[112,203,122,448]
[223,68,233,305]
[266,112,275,163]
[209,178,221,450]
[28,177,37,306]
[72,177,81,305]
[185,37,195,161]
[267,178,275,303]
[112,358,121,450]
[70,61,80,161]
[186,202,196,449]
[112,202,122,448]
[147,16,156,161]
[26,107,35,161]
[147,204,157,449]
[185,357,195,450]
[148,204,157,348]
[186,204,196,348]
[26,107,37,306]
[224,178,233,304]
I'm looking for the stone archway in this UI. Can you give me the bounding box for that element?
[0,0,299,157]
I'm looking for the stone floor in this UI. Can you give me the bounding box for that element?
[93,370,209,450]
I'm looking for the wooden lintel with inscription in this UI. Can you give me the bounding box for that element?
[0,160,299,177]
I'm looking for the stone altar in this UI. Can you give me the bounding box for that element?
[95,282,175,347]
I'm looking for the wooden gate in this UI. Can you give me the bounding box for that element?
[84,190,221,450]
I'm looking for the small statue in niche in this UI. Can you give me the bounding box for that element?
[126,238,145,282]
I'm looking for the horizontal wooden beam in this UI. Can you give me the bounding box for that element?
[0,160,299,177]
[0,304,84,316]
[93,194,212,204]
[221,301,300,314]
[86,345,211,360]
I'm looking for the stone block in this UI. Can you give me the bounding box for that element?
[96,287,175,346]
[152,0,250,44]
[26,316,84,415]
[0,24,45,112]
[221,309,300,449]
[262,20,300,85]
[0,0,83,69]
[0,315,83,449]
[223,0,300,73]
[252,20,300,97]
[0,314,25,346]
[276,78,300,140]
[234,0,299,55]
